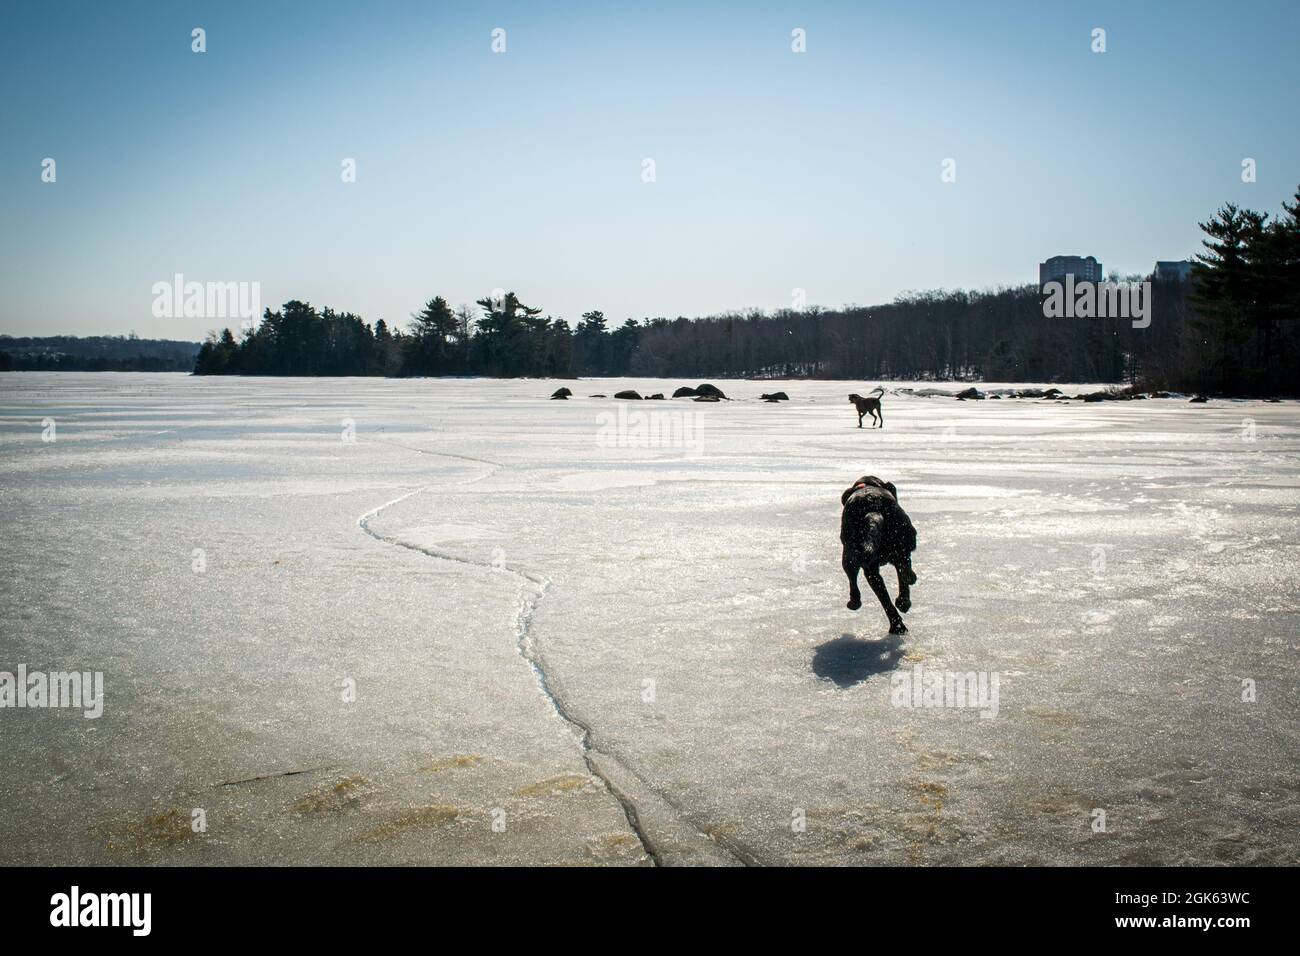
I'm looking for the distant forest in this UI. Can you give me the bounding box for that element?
[0,335,198,372]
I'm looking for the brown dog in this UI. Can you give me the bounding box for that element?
[848,387,885,428]
[840,476,917,633]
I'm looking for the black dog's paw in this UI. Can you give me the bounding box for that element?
[846,598,862,610]
[889,620,908,635]
[895,595,911,613]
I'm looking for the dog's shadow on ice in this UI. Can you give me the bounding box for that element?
[813,633,905,689]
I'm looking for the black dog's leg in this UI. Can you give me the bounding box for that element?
[866,566,906,633]
[857,409,864,429]
[894,560,912,613]
[842,548,862,610]
[897,553,917,586]
[876,405,884,428]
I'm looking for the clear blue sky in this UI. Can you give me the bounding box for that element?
[1,0,1297,338]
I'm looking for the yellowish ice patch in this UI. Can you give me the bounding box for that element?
[514,774,592,797]
[292,774,369,815]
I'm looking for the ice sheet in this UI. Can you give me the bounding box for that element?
[1,372,1297,865]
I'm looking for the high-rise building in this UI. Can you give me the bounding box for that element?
[1039,255,1103,285]
[1154,260,1195,282]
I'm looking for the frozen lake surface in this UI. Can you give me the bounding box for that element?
[1,372,1297,865]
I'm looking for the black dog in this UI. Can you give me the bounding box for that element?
[840,476,917,633]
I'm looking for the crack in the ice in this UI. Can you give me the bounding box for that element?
[217,766,338,788]
[357,435,668,866]
[588,748,765,866]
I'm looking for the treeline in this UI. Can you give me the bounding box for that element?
[631,283,1187,384]
[0,335,199,372]
[194,187,1300,394]
[193,293,642,378]
[1184,188,1300,395]
[193,305,384,376]
[193,286,1187,384]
